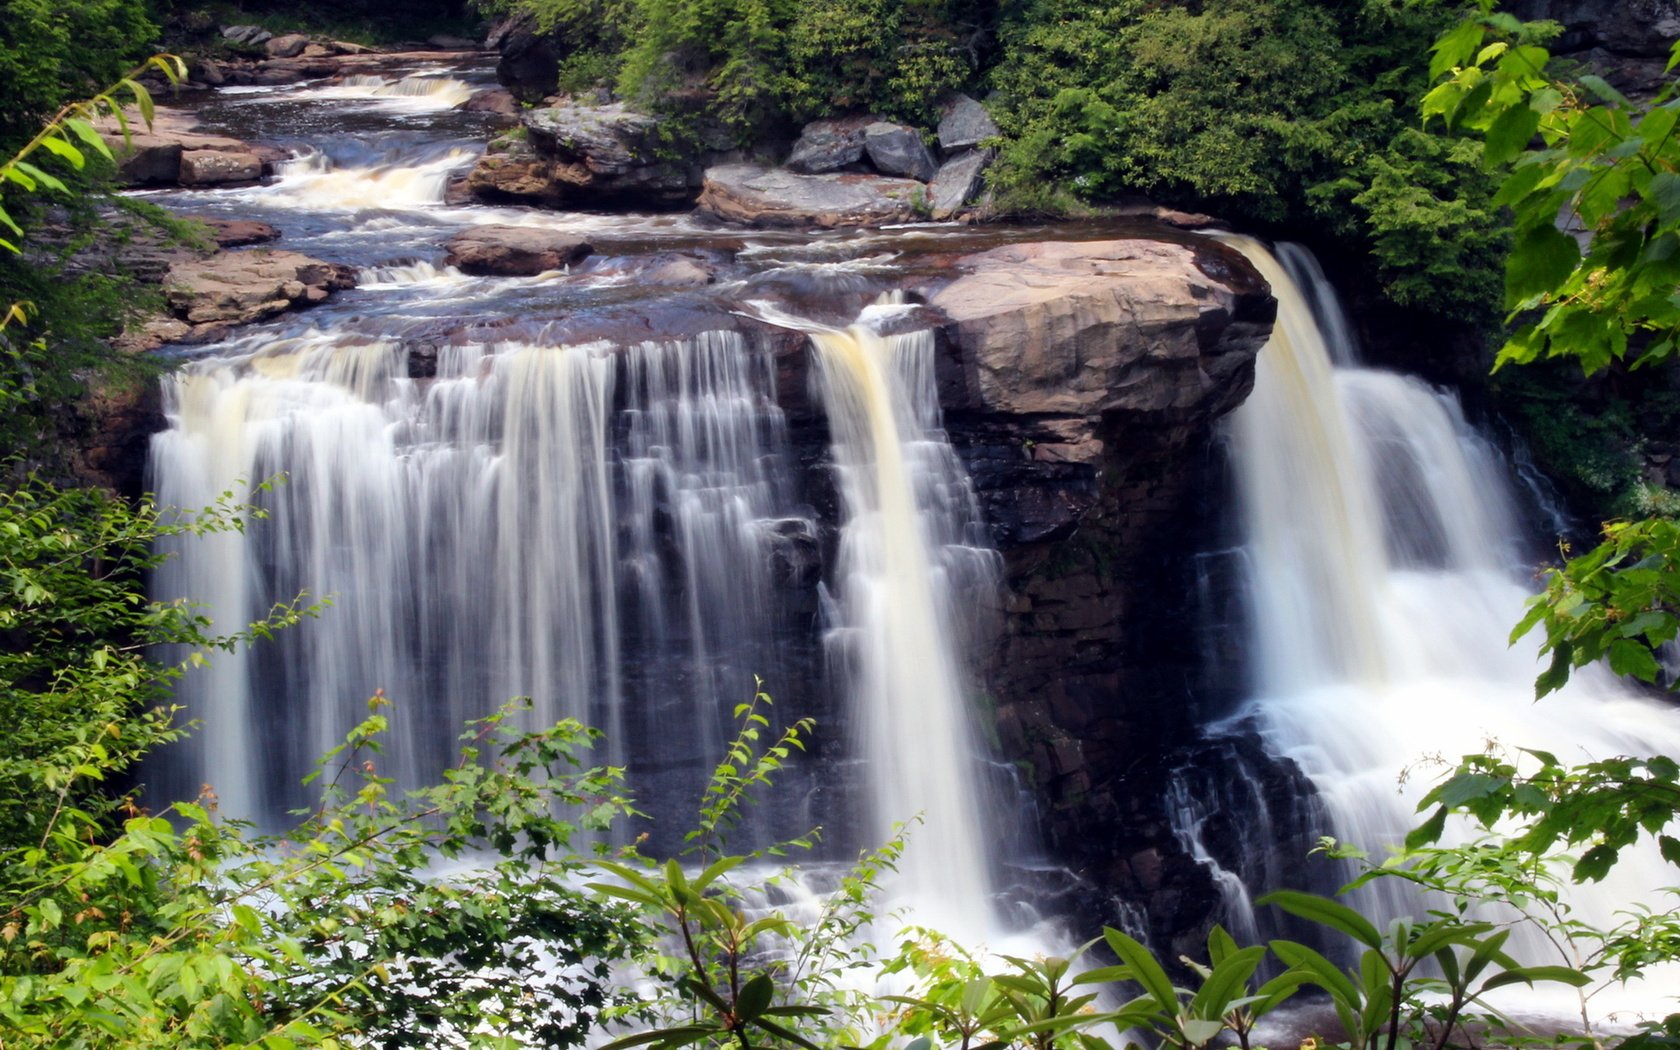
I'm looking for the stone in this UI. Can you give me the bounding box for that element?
[924,239,1272,422]
[300,43,333,59]
[179,150,263,185]
[265,33,312,59]
[696,164,924,227]
[936,94,999,152]
[427,34,479,49]
[488,13,562,101]
[164,249,355,325]
[515,103,695,205]
[198,219,281,248]
[785,116,874,174]
[443,225,594,276]
[463,139,563,206]
[462,88,520,119]
[329,40,375,55]
[221,24,272,46]
[194,59,226,86]
[863,121,937,182]
[927,148,991,219]
[112,137,182,185]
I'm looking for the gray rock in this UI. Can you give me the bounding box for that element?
[696,164,923,227]
[927,149,991,219]
[443,225,594,276]
[863,122,936,182]
[488,13,561,102]
[221,25,272,46]
[427,34,479,49]
[179,150,263,186]
[113,138,182,185]
[785,116,874,174]
[936,94,999,153]
[265,33,311,59]
[511,103,696,205]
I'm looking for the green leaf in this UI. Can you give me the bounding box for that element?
[1485,104,1541,168]
[1650,173,1680,227]
[1407,805,1448,848]
[1579,75,1632,108]
[1608,639,1662,681]
[1258,890,1383,949]
[1269,940,1361,1007]
[1506,223,1580,304]
[1481,965,1591,990]
[736,973,774,1021]
[37,136,85,169]
[1179,1018,1226,1046]
[1102,927,1179,1009]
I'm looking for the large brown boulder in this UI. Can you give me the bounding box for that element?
[164,249,355,325]
[927,239,1269,432]
[443,225,593,276]
[101,109,279,187]
[696,164,924,227]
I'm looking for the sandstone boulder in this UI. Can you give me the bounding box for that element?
[443,225,594,276]
[864,122,936,182]
[165,250,356,325]
[785,116,874,174]
[925,239,1271,425]
[697,164,924,227]
[936,94,999,153]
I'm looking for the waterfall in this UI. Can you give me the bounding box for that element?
[150,313,1007,939]
[804,307,1003,938]
[150,328,805,828]
[1218,235,1680,1013]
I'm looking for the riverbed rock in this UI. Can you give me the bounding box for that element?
[164,249,356,325]
[443,225,594,276]
[927,149,991,219]
[179,150,264,186]
[785,116,873,174]
[936,94,1000,153]
[697,164,924,227]
[863,122,937,182]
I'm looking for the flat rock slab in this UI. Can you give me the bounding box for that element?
[164,249,356,325]
[443,225,593,276]
[697,164,924,228]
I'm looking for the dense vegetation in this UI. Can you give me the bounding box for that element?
[4,0,1680,1047]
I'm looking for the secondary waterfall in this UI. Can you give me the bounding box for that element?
[1217,236,1680,1015]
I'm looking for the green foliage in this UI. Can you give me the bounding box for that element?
[1423,5,1680,376]
[0,0,158,155]
[0,476,316,859]
[0,700,649,1047]
[986,0,1504,323]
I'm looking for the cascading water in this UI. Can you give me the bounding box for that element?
[1215,235,1680,1016]
[144,63,1021,942]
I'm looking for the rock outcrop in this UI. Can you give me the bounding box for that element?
[696,164,925,227]
[100,108,281,188]
[465,103,708,208]
[1509,0,1680,96]
[785,117,874,174]
[164,249,356,327]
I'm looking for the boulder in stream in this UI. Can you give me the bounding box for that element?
[863,122,937,182]
[443,225,594,276]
